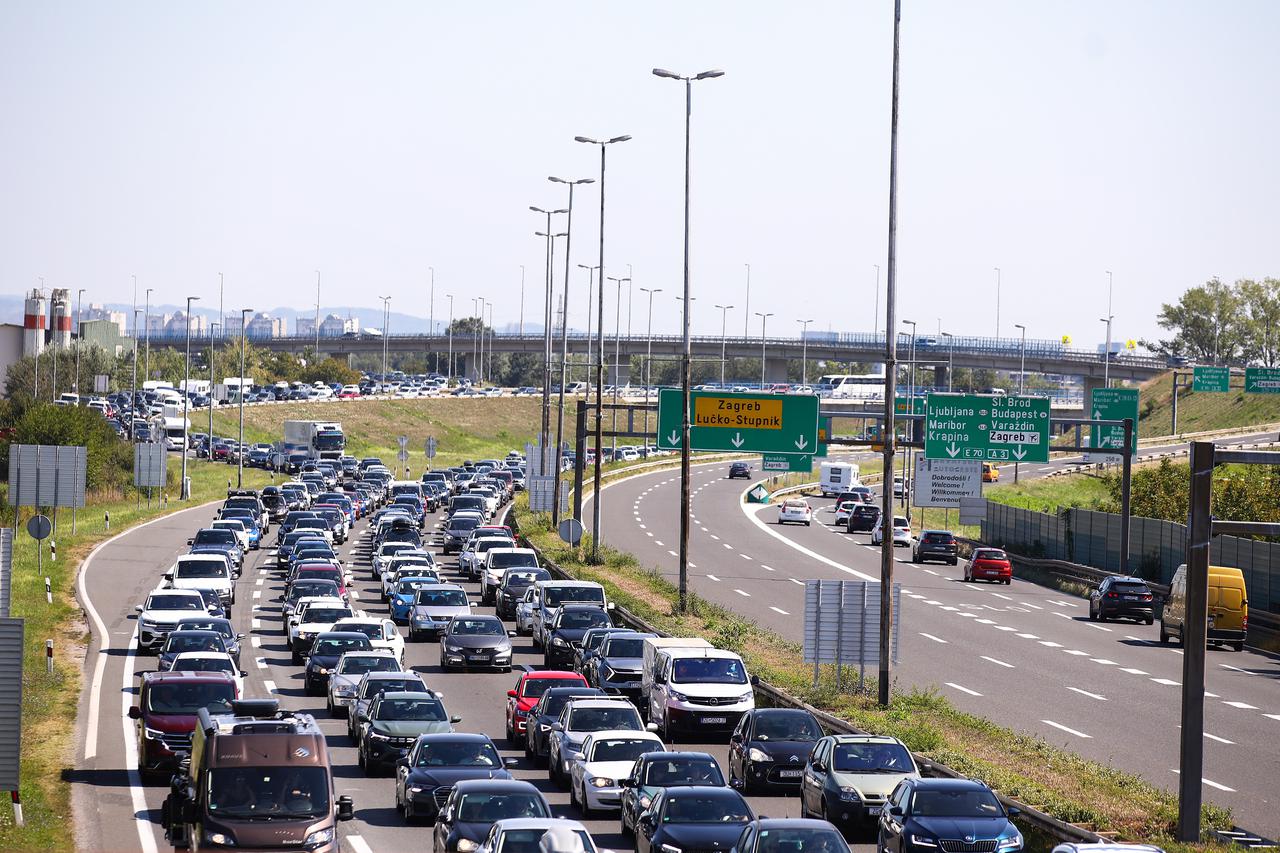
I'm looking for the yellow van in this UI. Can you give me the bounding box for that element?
[1160,564,1248,651]
[981,462,999,483]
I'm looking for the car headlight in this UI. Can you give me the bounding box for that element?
[661,845,682,853]
[409,785,424,793]
[333,683,356,696]
[314,667,329,676]
[997,833,1023,851]
[838,786,862,802]
[551,637,568,647]
[204,829,236,846]
[669,690,688,702]
[367,730,391,741]
[143,726,165,740]
[737,691,754,703]
[304,827,334,847]
[445,643,464,653]
[747,747,771,762]
[456,839,478,852]
[590,776,615,788]
[910,835,938,848]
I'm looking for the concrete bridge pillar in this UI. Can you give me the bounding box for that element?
[608,361,631,388]
[765,360,790,384]
[934,363,948,392]
[1082,373,1105,405]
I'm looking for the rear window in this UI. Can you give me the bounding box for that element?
[922,533,954,543]
[1112,582,1150,595]
[974,549,1008,561]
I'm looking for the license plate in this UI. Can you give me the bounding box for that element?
[468,655,489,661]
[867,806,882,816]
[778,769,802,778]
[702,716,727,724]
[1123,595,1139,600]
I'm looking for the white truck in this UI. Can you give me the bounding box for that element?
[284,419,346,461]
[819,462,860,497]
[643,640,755,740]
[640,637,712,716]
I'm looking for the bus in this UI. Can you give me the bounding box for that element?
[815,373,887,399]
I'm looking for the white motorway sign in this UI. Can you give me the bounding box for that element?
[912,453,982,508]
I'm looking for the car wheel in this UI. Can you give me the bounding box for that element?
[1088,603,1097,622]
[1232,641,1244,651]
[505,715,513,741]
[1145,616,1154,625]
[291,649,301,665]
[578,781,595,818]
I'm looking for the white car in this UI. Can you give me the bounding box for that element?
[372,542,418,578]
[515,588,538,635]
[163,554,236,608]
[481,548,539,605]
[569,730,666,816]
[167,651,245,697]
[326,649,403,717]
[210,519,251,552]
[871,514,912,547]
[459,535,516,580]
[477,818,599,853]
[777,498,813,526]
[833,500,858,527]
[892,476,908,499]
[382,564,442,601]
[333,616,406,664]
[288,597,356,663]
[134,588,214,652]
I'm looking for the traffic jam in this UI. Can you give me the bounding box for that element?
[128,451,1024,853]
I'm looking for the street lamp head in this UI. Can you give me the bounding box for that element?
[608,134,632,144]
[574,136,599,145]
[652,68,681,79]
[695,69,725,80]
[549,176,595,185]
[1013,324,1026,331]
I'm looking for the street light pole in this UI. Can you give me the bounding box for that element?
[755,312,774,387]
[144,287,153,384]
[551,175,592,526]
[446,295,455,379]
[237,308,251,489]
[74,287,84,395]
[533,207,569,460]
[1101,315,1113,388]
[653,65,724,612]
[208,322,217,460]
[379,296,392,378]
[714,304,734,386]
[941,331,954,392]
[902,319,917,515]
[797,318,814,386]
[640,286,662,432]
[182,295,200,499]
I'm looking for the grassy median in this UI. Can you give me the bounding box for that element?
[0,459,274,852]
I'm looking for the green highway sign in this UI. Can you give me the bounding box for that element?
[815,417,831,458]
[762,453,815,473]
[924,393,1051,463]
[895,397,925,415]
[1089,387,1139,454]
[1245,367,1280,394]
[657,389,819,454]
[1192,365,1230,392]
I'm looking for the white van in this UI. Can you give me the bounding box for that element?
[640,637,713,710]
[646,645,755,740]
[819,462,860,497]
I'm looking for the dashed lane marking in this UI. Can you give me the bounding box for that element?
[734,589,751,597]
[770,606,789,616]
[980,655,1014,668]
[946,682,982,696]
[1222,700,1258,710]
[1042,719,1092,739]
[1170,770,1235,792]
[1121,667,1148,675]
[1067,686,1107,701]
[919,633,948,644]
[1151,677,1180,686]
[263,679,278,694]
[706,574,721,582]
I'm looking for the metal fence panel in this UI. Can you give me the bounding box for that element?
[0,530,10,618]
[8,443,87,508]
[0,618,23,789]
[803,580,900,666]
[133,443,167,488]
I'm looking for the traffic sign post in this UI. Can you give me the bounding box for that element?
[761,453,814,473]
[425,436,438,459]
[923,394,1050,463]
[815,417,831,458]
[1089,387,1140,460]
[1245,367,1280,394]
[656,389,818,455]
[1192,366,1230,392]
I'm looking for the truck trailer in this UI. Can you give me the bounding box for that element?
[283,420,346,461]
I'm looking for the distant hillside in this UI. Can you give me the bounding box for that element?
[1137,370,1280,436]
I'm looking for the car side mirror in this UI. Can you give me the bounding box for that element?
[1007,806,1021,818]
[504,757,518,767]
[186,538,194,545]
[730,733,742,743]
[606,602,616,611]
[450,715,463,724]
[128,706,142,719]
[134,605,144,613]
[645,722,660,733]
[888,805,904,817]
[550,722,563,732]
[507,689,518,698]
[336,795,354,821]
[396,757,409,769]
[572,751,586,761]
[619,778,634,787]
[750,674,760,687]
[508,630,517,638]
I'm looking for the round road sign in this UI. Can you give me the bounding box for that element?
[557,518,585,547]
[27,514,52,540]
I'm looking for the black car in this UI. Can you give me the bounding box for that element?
[156,630,230,672]
[432,779,550,853]
[619,751,726,836]
[573,628,634,678]
[1089,575,1155,624]
[496,568,552,620]
[394,733,513,823]
[877,778,1022,853]
[358,691,462,773]
[591,632,655,699]
[845,504,881,533]
[172,616,243,667]
[543,604,614,668]
[247,448,271,467]
[728,708,823,793]
[278,510,320,539]
[523,686,603,764]
[728,462,752,480]
[439,615,515,672]
[732,819,852,853]
[303,632,373,695]
[635,785,754,853]
[911,530,957,565]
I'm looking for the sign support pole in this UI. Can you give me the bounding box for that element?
[1177,440,1213,842]
[573,401,587,525]
[1119,417,1133,574]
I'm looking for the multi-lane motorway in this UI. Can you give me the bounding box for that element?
[71,488,863,853]
[591,437,1280,836]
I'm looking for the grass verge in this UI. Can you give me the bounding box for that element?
[513,494,1234,848]
[0,458,274,852]
[1138,370,1280,436]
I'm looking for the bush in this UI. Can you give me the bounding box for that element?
[0,403,132,493]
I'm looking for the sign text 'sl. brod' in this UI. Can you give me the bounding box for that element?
[693,396,783,429]
[923,394,1050,462]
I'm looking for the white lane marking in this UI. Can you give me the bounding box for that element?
[734,588,751,597]
[946,682,982,696]
[710,534,721,541]
[1052,612,1072,621]
[1067,687,1108,701]
[939,606,958,612]
[980,655,1014,668]
[348,835,376,853]
[253,590,262,599]
[1048,599,1079,608]
[769,606,790,616]
[668,550,678,557]
[655,540,664,547]
[706,574,721,582]
[1204,732,1235,744]
[919,633,948,644]
[1042,719,1092,739]
[740,553,752,560]
[1090,658,1117,665]
[639,524,647,530]
[1121,667,1148,675]
[1265,714,1280,722]
[1170,770,1235,792]
[723,543,733,550]
[923,569,939,576]
[1016,633,1039,639]
[1219,663,1254,675]
[255,656,268,670]
[989,592,1013,601]
[923,600,942,605]
[1039,641,1063,648]
[740,503,878,582]
[1085,622,1112,632]
[789,578,805,586]
[974,618,996,625]
[255,577,264,586]
[1019,601,1044,610]
[1062,649,1089,656]
[121,625,161,853]
[252,618,262,629]
[646,532,653,537]
[689,562,697,569]
[251,636,262,648]
[264,679,279,694]
[1151,677,1180,686]
[700,526,709,532]
[1222,700,1258,709]
[761,565,775,572]
[993,625,1017,632]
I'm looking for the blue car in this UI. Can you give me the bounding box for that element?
[219,510,262,549]
[389,576,441,623]
[187,528,244,572]
[877,778,1021,853]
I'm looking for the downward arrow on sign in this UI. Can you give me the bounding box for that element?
[731,433,745,448]
[1012,447,1026,460]
[946,443,961,458]
[795,435,809,450]
[667,430,681,446]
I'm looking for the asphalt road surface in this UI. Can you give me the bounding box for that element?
[590,439,1280,837]
[72,487,870,853]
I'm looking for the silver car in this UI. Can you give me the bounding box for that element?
[326,649,402,717]
[407,584,472,641]
[515,587,538,635]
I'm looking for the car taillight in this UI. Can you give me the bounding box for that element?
[1106,592,1118,598]
[1142,594,1152,601]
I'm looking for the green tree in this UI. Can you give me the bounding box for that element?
[1238,278,1280,367]
[1149,277,1245,364]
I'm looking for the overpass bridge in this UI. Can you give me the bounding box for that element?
[143,329,1166,391]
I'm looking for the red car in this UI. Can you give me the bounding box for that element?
[129,670,237,776]
[964,548,1012,584]
[504,670,586,743]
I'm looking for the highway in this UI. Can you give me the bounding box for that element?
[590,435,1280,836]
[71,489,865,853]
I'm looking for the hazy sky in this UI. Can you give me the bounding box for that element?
[3,1,1279,348]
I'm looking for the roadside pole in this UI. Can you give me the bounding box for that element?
[573,401,587,525]
[1119,417,1133,573]
[1177,440,1212,842]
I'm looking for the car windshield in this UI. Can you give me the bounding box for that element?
[490,553,537,569]
[664,793,751,824]
[451,618,504,636]
[176,620,232,637]
[375,696,447,721]
[568,706,640,731]
[1113,582,1151,594]
[417,589,467,607]
[311,637,370,656]
[520,677,578,699]
[644,758,724,786]
[380,544,413,557]
[208,767,331,818]
[338,655,400,675]
[456,792,548,822]
[922,533,954,543]
[671,658,748,685]
[559,609,610,629]
[591,737,661,762]
[297,519,327,530]
[166,635,224,654]
[603,637,645,658]
[975,550,1007,561]
[754,828,848,853]
[301,607,351,624]
[832,742,914,773]
[505,571,547,587]
[544,587,605,606]
[147,681,235,714]
[362,677,424,698]
[912,788,1003,817]
[498,829,593,853]
[290,583,338,601]
[449,517,481,532]
[339,623,385,641]
[147,594,205,612]
[415,740,502,767]
[398,580,440,595]
[212,522,245,532]
[175,657,235,676]
[754,713,822,741]
[194,529,237,545]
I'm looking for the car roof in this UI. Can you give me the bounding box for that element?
[147,588,205,600]
[361,671,423,683]
[171,650,233,660]
[337,648,398,658]
[660,785,747,798]
[585,729,663,742]
[141,670,235,685]
[749,818,839,830]
[452,778,541,793]
[537,580,603,589]
[493,818,588,832]
[176,553,231,563]
[313,631,369,642]
[521,670,583,681]
[904,777,991,791]
[566,697,637,709]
